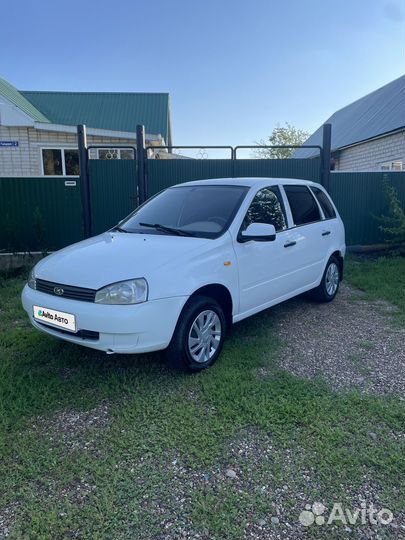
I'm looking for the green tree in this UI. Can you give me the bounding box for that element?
[254,122,310,159]
[376,176,405,249]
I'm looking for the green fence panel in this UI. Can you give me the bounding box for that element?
[233,158,321,181]
[330,171,405,246]
[147,160,234,196]
[1,168,403,253]
[147,158,321,197]
[0,176,83,252]
[89,160,137,235]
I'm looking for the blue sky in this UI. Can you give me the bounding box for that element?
[1,0,404,147]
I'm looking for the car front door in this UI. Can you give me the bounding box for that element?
[233,185,303,317]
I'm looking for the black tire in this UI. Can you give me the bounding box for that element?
[165,295,226,372]
[311,256,341,303]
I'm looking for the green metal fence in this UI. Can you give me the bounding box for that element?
[89,160,137,235]
[146,158,321,197]
[0,176,83,252]
[0,167,403,253]
[329,171,405,246]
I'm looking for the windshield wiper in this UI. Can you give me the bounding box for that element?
[112,225,130,233]
[139,222,194,237]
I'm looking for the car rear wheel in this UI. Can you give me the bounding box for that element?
[311,256,341,302]
[165,295,226,372]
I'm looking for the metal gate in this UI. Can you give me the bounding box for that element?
[146,157,321,198]
[78,123,330,239]
[78,130,138,238]
[88,153,137,235]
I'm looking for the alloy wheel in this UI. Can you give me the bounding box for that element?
[325,262,339,296]
[187,309,222,363]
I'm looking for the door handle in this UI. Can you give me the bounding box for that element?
[322,231,331,236]
[284,241,297,248]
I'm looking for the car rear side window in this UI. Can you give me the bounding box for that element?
[284,185,321,226]
[311,186,336,219]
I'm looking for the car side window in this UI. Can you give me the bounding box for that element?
[241,186,287,232]
[311,186,336,219]
[284,185,321,226]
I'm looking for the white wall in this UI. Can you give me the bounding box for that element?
[0,126,140,176]
[335,131,405,171]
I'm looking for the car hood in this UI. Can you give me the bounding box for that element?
[35,232,211,289]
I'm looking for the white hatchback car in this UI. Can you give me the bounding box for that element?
[22,178,345,372]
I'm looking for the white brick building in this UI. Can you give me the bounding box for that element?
[294,76,405,171]
[0,77,173,177]
[334,131,405,172]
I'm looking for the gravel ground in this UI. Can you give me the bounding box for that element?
[0,405,111,539]
[266,283,405,395]
[27,402,111,451]
[1,282,403,539]
[0,504,19,540]
[138,429,404,540]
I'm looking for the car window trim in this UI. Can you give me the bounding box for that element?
[308,186,326,220]
[309,185,337,220]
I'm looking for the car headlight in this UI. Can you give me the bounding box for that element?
[28,269,37,290]
[94,278,148,305]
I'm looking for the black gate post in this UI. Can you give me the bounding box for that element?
[77,124,92,238]
[321,123,332,190]
[231,146,236,177]
[136,124,147,204]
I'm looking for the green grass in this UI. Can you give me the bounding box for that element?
[0,261,404,540]
[345,255,404,322]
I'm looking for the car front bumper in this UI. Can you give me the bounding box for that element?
[21,285,188,354]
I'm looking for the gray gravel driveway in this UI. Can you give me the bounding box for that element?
[268,282,404,395]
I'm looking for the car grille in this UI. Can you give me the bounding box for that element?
[37,322,99,341]
[36,279,96,303]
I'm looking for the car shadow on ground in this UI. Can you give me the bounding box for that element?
[21,281,404,402]
[40,291,310,389]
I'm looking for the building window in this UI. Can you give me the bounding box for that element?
[42,148,80,176]
[380,160,403,171]
[88,148,135,160]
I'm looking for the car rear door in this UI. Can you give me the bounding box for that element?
[281,184,326,287]
[309,185,340,251]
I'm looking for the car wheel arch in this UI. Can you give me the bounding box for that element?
[329,250,344,280]
[184,283,233,332]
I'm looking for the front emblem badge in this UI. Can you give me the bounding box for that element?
[54,287,64,296]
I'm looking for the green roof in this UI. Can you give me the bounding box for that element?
[0,78,49,123]
[21,90,172,143]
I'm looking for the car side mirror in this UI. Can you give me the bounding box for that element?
[239,223,276,242]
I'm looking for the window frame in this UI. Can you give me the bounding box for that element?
[40,146,80,177]
[87,147,135,160]
[282,184,323,228]
[379,159,403,171]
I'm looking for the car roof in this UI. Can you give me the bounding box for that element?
[172,177,320,189]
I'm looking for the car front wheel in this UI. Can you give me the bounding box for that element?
[165,295,226,372]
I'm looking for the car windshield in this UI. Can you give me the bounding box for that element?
[117,185,249,238]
